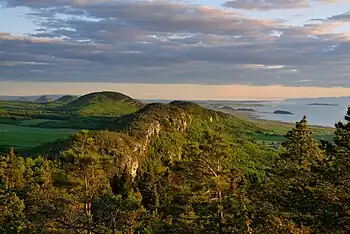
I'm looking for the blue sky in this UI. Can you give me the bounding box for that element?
[0,0,350,98]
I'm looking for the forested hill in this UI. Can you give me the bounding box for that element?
[63,91,144,116]
[31,100,262,160]
[0,92,349,233]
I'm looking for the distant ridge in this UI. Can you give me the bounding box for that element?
[0,95,62,102]
[18,97,33,102]
[35,95,53,103]
[54,95,78,104]
[284,96,350,102]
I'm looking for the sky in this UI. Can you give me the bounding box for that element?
[0,0,350,99]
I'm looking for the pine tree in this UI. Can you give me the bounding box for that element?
[1,148,26,190]
[179,128,249,233]
[0,149,27,232]
[0,190,26,233]
[332,107,350,231]
[334,106,350,173]
[282,116,323,168]
[52,131,111,233]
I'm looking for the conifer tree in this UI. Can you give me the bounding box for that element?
[333,107,350,231]
[282,116,323,168]
[1,148,26,190]
[0,190,26,233]
[0,148,27,232]
[179,128,250,233]
[57,131,111,233]
[334,107,350,173]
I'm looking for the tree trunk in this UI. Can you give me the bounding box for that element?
[84,173,92,234]
[218,189,224,234]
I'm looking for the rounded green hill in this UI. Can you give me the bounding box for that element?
[64,91,144,116]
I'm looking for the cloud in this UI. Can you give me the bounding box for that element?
[223,0,308,10]
[223,0,341,10]
[326,11,350,22]
[0,0,350,88]
[238,64,285,69]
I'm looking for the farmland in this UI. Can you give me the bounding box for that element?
[0,123,75,152]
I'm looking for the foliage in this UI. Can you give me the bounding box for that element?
[0,93,348,233]
[282,116,324,168]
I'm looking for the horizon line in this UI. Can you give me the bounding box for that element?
[1,82,350,100]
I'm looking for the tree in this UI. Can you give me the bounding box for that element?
[0,149,27,232]
[178,128,250,233]
[282,116,323,169]
[0,189,27,233]
[332,107,350,231]
[334,106,350,174]
[270,116,346,232]
[0,148,26,190]
[93,194,146,234]
[40,131,112,233]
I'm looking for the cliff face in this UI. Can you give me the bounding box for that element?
[87,101,223,178]
[113,102,195,175]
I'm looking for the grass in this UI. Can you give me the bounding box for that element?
[0,123,75,151]
[20,119,64,126]
[77,101,140,116]
[249,132,334,143]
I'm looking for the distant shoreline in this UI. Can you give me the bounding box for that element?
[219,109,335,130]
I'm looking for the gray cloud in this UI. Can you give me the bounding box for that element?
[223,0,341,10]
[327,11,350,21]
[1,0,350,87]
[223,0,308,10]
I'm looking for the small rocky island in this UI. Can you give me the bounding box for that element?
[234,108,256,112]
[220,107,256,112]
[308,103,339,106]
[273,110,294,115]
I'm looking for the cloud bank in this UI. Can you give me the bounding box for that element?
[0,0,350,87]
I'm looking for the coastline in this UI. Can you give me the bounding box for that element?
[213,108,335,136]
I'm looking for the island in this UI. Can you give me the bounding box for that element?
[234,108,256,112]
[273,110,294,115]
[220,106,256,112]
[219,106,235,112]
[308,103,340,106]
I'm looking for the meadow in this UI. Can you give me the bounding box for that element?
[0,123,75,152]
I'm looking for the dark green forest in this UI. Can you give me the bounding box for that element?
[0,92,349,233]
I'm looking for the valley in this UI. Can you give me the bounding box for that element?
[0,91,348,233]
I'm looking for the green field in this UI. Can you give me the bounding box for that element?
[247,131,334,143]
[249,119,335,143]
[0,123,75,151]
